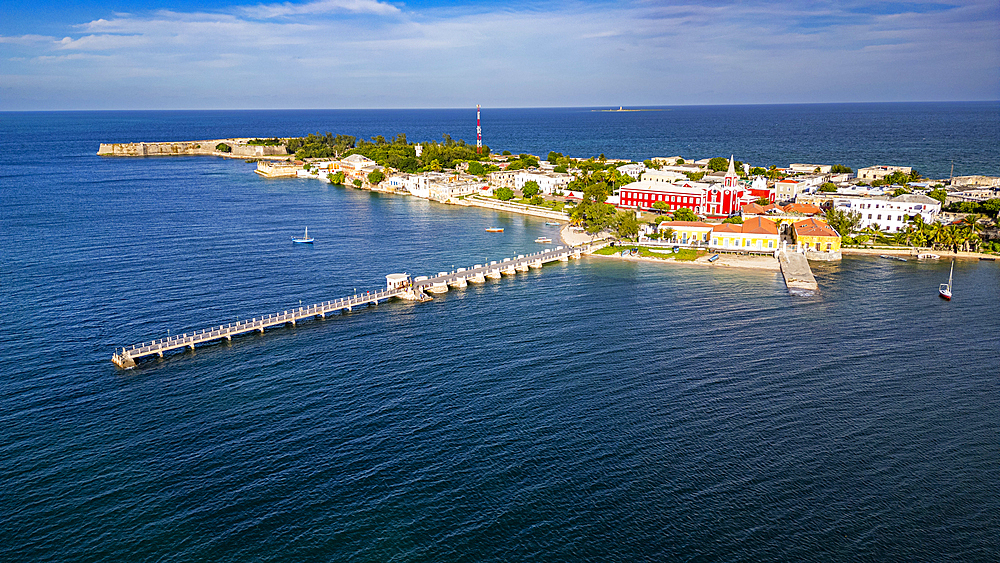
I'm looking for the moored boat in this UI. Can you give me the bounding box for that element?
[939,260,954,300]
[485,228,504,233]
[534,237,552,243]
[917,253,940,259]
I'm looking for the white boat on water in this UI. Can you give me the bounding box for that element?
[939,260,954,300]
[292,227,314,244]
[534,237,552,243]
[917,253,940,259]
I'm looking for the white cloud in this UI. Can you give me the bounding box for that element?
[241,0,401,18]
[0,0,996,109]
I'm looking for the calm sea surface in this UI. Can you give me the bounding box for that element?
[1,105,998,562]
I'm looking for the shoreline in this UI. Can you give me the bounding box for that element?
[841,247,997,260]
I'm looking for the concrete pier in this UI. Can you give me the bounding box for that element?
[113,244,593,369]
[778,250,819,292]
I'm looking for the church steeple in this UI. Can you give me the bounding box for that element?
[724,155,738,188]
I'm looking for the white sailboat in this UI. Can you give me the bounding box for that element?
[292,227,314,244]
[938,260,953,300]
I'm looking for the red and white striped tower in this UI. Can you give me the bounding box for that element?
[476,104,482,154]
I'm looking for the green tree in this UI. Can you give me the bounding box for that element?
[755,196,771,206]
[553,165,568,174]
[661,227,675,242]
[673,207,698,222]
[675,158,685,165]
[652,201,669,213]
[722,216,743,224]
[216,143,232,153]
[927,188,948,205]
[892,187,911,197]
[530,195,545,206]
[685,171,706,181]
[707,157,729,172]
[495,187,515,201]
[819,182,838,192]
[615,211,640,238]
[328,171,345,185]
[467,161,486,175]
[830,164,852,174]
[825,207,862,236]
[367,170,385,185]
[547,151,563,163]
[352,179,363,188]
[522,181,541,198]
[751,167,766,175]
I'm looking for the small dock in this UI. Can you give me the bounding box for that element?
[777,250,819,293]
[112,245,587,369]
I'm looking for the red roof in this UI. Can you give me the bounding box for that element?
[784,203,822,215]
[741,216,779,235]
[793,217,839,238]
[741,203,766,215]
[660,221,714,228]
[712,223,743,233]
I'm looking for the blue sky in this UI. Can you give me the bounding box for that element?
[1,0,997,110]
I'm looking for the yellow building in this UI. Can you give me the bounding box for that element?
[658,221,714,245]
[792,218,841,253]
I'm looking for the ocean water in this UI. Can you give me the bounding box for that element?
[1,106,999,562]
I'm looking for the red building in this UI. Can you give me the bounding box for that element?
[619,156,745,217]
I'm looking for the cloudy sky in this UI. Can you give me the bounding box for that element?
[1,0,997,110]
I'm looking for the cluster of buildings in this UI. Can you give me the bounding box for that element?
[643,204,841,259]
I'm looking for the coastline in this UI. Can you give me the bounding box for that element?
[840,246,997,260]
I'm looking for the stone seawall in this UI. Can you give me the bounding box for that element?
[98,139,288,159]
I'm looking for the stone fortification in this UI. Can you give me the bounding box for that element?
[98,138,288,159]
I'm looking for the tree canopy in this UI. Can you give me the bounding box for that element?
[707,157,730,172]
[495,187,515,201]
[672,208,698,222]
[522,181,541,198]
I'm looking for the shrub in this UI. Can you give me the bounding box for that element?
[216,143,232,153]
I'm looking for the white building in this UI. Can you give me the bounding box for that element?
[857,165,912,182]
[641,169,688,183]
[832,194,941,232]
[514,171,572,194]
[616,163,647,179]
[789,163,833,174]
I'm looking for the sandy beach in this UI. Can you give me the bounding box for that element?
[589,251,781,271]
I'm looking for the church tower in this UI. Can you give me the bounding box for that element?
[724,155,738,189]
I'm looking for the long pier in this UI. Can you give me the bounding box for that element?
[112,245,589,369]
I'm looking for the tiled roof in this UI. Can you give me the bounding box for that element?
[784,203,822,215]
[712,223,743,233]
[741,217,779,235]
[659,221,714,229]
[793,218,839,238]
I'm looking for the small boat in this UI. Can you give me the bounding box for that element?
[534,237,552,243]
[708,254,720,262]
[917,253,940,260]
[291,227,314,244]
[979,256,997,261]
[485,228,504,233]
[939,260,954,300]
[545,221,560,226]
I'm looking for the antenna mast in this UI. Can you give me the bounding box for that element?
[476,105,482,154]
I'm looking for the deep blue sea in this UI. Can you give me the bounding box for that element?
[1,104,999,562]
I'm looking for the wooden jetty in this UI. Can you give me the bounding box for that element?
[112,245,589,369]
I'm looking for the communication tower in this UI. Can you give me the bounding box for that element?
[476,105,482,154]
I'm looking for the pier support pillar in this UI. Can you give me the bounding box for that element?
[158,350,164,358]
[226,335,232,341]
[189,344,195,350]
